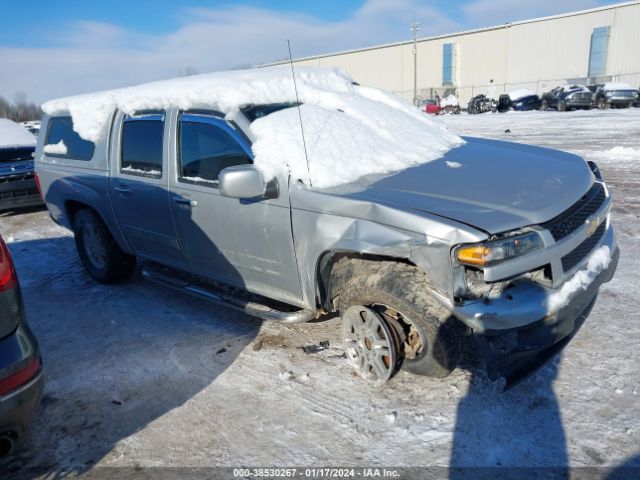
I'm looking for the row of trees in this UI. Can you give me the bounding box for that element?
[0,93,42,122]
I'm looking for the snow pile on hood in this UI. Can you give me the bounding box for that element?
[42,67,463,188]
[603,82,634,91]
[0,118,36,147]
[507,89,536,101]
[440,95,459,107]
[547,245,611,312]
[44,140,67,155]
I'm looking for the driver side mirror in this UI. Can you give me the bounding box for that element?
[219,165,278,200]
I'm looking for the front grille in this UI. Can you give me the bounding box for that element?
[0,172,34,184]
[0,188,39,200]
[541,183,606,241]
[572,92,592,101]
[561,222,606,272]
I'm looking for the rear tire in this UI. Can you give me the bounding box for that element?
[73,209,136,284]
[331,259,464,379]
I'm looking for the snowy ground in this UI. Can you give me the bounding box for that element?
[1,108,639,478]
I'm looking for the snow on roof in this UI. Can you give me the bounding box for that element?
[42,66,463,188]
[507,89,536,101]
[0,118,36,148]
[603,82,635,91]
[562,84,590,93]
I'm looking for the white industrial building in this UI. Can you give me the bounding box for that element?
[264,1,640,106]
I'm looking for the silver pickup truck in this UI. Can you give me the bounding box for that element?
[35,70,618,387]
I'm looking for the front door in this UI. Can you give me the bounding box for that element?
[168,111,303,306]
[109,111,187,268]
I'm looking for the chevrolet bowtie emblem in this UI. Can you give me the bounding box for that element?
[585,215,602,236]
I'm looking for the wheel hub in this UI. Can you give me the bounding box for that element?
[83,225,107,269]
[341,305,399,385]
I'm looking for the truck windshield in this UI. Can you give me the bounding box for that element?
[240,103,300,122]
[0,146,35,163]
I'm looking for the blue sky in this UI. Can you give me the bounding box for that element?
[0,0,620,103]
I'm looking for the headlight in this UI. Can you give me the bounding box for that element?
[455,231,544,267]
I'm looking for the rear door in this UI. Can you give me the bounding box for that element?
[109,111,188,268]
[168,110,303,305]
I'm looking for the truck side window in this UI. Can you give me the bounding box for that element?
[178,119,251,186]
[45,116,95,160]
[121,113,164,178]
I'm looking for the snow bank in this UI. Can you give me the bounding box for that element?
[42,67,463,188]
[596,146,640,162]
[43,140,67,155]
[0,118,36,147]
[507,89,535,101]
[440,95,459,107]
[547,245,611,312]
[603,82,634,91]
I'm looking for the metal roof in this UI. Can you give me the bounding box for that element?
[260,0,640,67]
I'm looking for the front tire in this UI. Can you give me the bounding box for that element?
[332,260,464,380]
[73,209,136,283]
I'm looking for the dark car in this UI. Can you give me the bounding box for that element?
[467,94,497,114]
[0,234,43,457]
[541,85,594,111]
[595,82,639,109]
[497,92,541,112]
[0,119,43,212]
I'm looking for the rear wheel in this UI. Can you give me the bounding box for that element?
[73,209,136,283]
[332,260,464,383]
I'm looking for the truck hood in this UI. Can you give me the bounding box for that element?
[341,137,593,234]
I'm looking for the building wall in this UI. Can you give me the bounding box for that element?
[268,1,640,106]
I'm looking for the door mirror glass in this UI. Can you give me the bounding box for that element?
[219,165,276,199]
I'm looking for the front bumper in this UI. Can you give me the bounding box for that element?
[452,236,619,387]
[566,99,593,108]
[0,322,43,436]
[606,98,635,107]
[0,174,42,211]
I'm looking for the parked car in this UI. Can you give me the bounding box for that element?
[0,234,43,457]
[497,90,541,112]
[36,68,618,387]
[440,95,461,115]
[467,94,497,114]
[541,85,594,111]
[0,119,42,211]
[424,99,441,115]
[594,82,639,109]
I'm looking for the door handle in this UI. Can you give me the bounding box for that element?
[174,196,197,207]
[114,185,131,194]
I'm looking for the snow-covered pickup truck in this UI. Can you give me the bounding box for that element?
[35,68,618,387]
[0,119,42,211]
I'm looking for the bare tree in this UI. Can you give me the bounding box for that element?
[180,66,199,77]
[0,92,42,122]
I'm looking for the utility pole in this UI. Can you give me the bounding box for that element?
[411,20,421,106]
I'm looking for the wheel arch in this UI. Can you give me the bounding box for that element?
[64,199,133,255]
[315,250,416,313]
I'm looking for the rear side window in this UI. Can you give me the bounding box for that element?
[45,117,95,160]
[178,118,251,185]
[121,112,164,178]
